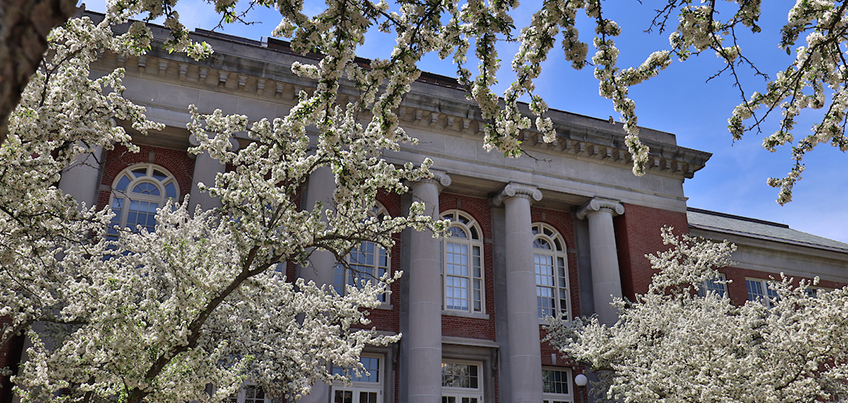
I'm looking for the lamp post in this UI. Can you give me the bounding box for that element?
[574,374,588,403]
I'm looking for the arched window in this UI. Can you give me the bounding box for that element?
[441,210,484,313]
[334,204,390,302]
[532,223,569,320]
[108,164,179,235]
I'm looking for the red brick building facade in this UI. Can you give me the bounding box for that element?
[8,12,848,403]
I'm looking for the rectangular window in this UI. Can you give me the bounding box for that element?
[332,355,383,403]
[698,274,727,298]
[746,278,779,307]
[441,362,483,403]
[443,242,483,313]
[542,368,573,403]
[225,384,268,403]
[334,242,389,302]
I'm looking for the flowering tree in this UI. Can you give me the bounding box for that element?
[4,0,848,401]
[0,9,437,403]
[548,228,848,402]
[4,1,848,203]
[0,0,77,144]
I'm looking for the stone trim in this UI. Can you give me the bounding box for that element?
[88,10,712,181]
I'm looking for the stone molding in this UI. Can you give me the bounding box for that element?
[491,182,543,206]
[88,12,711,180]
[576,197,625,220]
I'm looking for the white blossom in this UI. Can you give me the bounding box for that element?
[548,228,848,402]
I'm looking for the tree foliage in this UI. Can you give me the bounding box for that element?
[548,228,848,403]
[92,0,848,203]
[4,0,848,401]
[1,8,439,403]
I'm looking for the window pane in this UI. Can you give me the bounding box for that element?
[334,390,353,403]
[534,238,551,249]
[448,227,466,238]
[361,392,377,403]
[542,369,569,394]
[152,169,167,182]
[115,175,131,192]
[747,279,764,302]
[334,264,345,295]
[165,182,177,199]
[133,182,160,196]
[442,363,479,389]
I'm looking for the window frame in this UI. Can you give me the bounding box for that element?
[441,360,483,403]
[224,384,270,403]
[334,204,391,304]
[440,210,485,314]
[541,367,574,403]
[804,286,831,298]
[532,223,570,321]
[108,163,179,234]
[746,277,779,307]
[698,273,728,298]
[331,354,384,403]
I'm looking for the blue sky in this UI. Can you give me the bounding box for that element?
[82,0,848,244]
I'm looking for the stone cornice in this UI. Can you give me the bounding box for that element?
[576,197,625,220]
[89,10,712,181]
[491,183,543,206]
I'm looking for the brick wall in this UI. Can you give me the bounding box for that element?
[96,144,195,209]
[614,204,689,300]
[367,191,403,334]
[720,266,845,306]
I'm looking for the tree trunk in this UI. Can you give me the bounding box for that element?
[0,0,77,145]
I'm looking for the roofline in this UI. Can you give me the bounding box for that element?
[687,207,848,253]
[687,207,789,228]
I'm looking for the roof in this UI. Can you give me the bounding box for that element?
[687,207,848,254]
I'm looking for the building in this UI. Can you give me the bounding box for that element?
[687,208,848,304]
[20,11,848,403]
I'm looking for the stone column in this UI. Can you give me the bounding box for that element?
[299,166,337,287]
[576,197,625,326]
[492,183,544,403]
[298,166,337,403]
[58,145,103,209]
[188,135,238,212]
[407,170,450,403]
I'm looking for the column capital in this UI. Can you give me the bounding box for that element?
[411,169,451,192]
[491,182,542,207]
[576,197,625,220]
